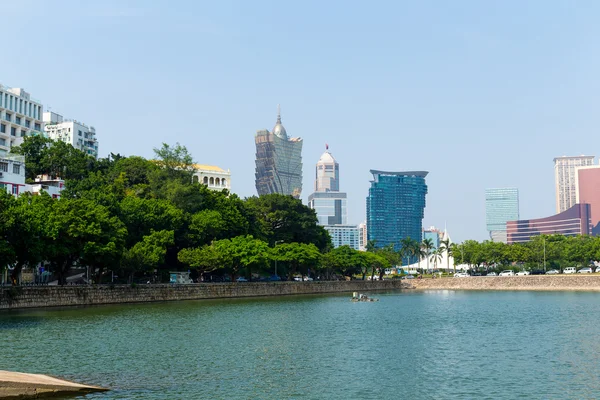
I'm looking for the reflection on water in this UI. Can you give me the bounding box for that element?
[1,291,599,399]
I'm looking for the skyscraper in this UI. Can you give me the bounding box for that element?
[308,146,346,225]
[367,170,428,250]
[554,155,594,213]
[575,164,600,235]
[485,188,519,243]
[255,106,303,198]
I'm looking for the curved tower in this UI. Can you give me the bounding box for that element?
[255,106,303,198]
[314,145,339,192]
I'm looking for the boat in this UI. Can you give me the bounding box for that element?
[351,292,379,302]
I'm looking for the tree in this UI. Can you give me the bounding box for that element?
[153,142,195,177]
[363,251,388,281]
[0,192,16,282]
[321,245,362,279]
[400,237,417,267]
[212,235,270,281]
[245,194,331,251]
[439,238,452,272]
[421,238,435,274]
[122,230,175,283]
[178,242,229,279]
[270,242,321,280]
[430,247,443,272]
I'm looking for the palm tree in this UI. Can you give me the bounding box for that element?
[440,238,451,273]
[366,240,377,253]
[421,238,435,274]
[430,247,443,273]
[400,237,417,268]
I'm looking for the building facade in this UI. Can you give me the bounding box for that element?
[423,226,443,248]
[555,155,594,214]
[485,188,519,243]
[43,112,99,158]
[308,147,347,225]
[0,85,44,156]
[576,165,600,235]
[0,154,26,196]
[358,222,367,251]
[324,225,361,250]
[367,170,428,250]
[506,203,592,244]
[193,164,231,191]
[255,107,303,198]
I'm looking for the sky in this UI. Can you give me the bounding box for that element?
[3,0,600,242]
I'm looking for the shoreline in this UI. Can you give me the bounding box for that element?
[0,370,107,399]
[407,275,600,291]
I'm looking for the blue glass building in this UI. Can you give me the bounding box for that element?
[366,170,428,250]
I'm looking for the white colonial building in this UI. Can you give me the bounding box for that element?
[0,154,26,196]
[0,85,44,156]
[193,164,231,191]
[43,112,99,158]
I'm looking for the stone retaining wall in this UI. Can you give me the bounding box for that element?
[0,280,405,311]
[408,275,600,291]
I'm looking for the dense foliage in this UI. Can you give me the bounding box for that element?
[3,137,401,285]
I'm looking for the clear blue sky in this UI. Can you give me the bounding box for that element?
[4,0,600,242]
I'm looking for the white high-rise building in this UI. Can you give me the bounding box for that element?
[43,112,99,158]
[554,155,594,213]
[0,85,44,156]
[308,146,347,225]
[0,154,26,196]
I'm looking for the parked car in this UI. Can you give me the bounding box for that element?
[596,267,600,273]
[235,277,248,282]
[487,272,497,276]
[499,270,515,276]
[578,267,593,274]
[401,275,414,279]
[269,275,282,281]
[564,267,577,274]
[454,272,469,278]
[545,269,560,275]
[515,271,530,276]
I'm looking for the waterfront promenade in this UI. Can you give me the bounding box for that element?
[409,274,600,291]
[0,370,107,399]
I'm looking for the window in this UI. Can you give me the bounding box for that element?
[78,130,82,136]
[12,185,18,195]
[0,124,5,133]
[0,138,5,146]
[0,162,7,172]
[34,123,41,131]
[25,120,30,128]
[4,113,11,122]
[12,164,20,174]
[10,127,16,136]
[15,116,21,125]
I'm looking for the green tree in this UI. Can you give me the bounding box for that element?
[212,235,270,281]
[270,242,321,280]
[421,238,435,274]
[178,242,229,279]
[439,238,452,272]
[122,230,175,283]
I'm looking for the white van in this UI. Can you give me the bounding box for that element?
[563,267,576,274]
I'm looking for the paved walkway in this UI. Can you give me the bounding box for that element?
[0,370,107,398]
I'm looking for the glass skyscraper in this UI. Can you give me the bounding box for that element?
[366,170,428,250]
[255,107,303,198]
[485,188,519,243]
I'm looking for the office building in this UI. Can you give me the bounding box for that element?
[506,203,592,244]
[423,226,443,248]
[0,85,44,156]
[555,155,594,213]
[358,222,367,251]
[324,225,361,250]
[367,170,428,251]
[43,112,99,158]
[308,147,347,225]
[255,106,303,198]
[576,165,600,235]
[485,188,519,243]
[193,164,231,191]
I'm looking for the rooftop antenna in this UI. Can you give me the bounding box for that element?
[277,104,281,123]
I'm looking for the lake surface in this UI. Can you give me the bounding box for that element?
[1,290,600,399]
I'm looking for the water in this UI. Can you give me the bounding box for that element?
[2,290,600,399]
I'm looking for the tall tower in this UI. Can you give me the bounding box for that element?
[554,155,594,213]
[308,146,347,225]
[367,170,428,250]
[254,106,303,198]
[485,188,519,243]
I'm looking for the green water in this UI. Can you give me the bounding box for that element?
[1,290,600,399]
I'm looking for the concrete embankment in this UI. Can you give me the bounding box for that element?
[0,280,405,311]
[408,275,600,291]
[0,370,107,399]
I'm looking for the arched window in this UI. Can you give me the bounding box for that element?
[203,176,208,184]
[209,177,214,185]
[215,178,220,185]
[222,179,227,187]
[192,175,199,184]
